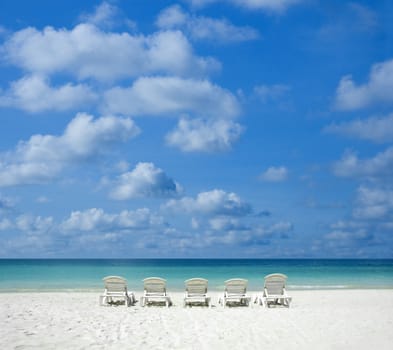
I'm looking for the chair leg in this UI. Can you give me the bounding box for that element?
[261,297,266,308]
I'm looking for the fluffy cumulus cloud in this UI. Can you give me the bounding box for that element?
[353,186,393,220]
[320,172,393,256]
[0,75,97,113]
[166,118,243,152]
[80,1,120,28]
[157,5,259,43]
[61,207,163,233]
[0,203,295,256]
[0,3,245,156]
[321,222,374,259]
[0,206,167,255]
[332,147,393,180]
[325,114,393,143]
[2,24,217,82]
[0,113,140,186]
[209,217,248,231]
[163,189,252,216]
[14,214,54,234]
[187,0,302,12]
[103,76,239,118]
[322,185,393,257]
[325,226,371,242]
[0,213,56,257]
[335,58,393,110]
[259,166,288,182]
[185,220,293,248]
[109,162,182,200]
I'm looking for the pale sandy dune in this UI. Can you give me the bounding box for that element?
[1,290,392,349]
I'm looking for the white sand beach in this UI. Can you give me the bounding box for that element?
[1,290,392,350]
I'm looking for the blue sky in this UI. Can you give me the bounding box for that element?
[0,0,392,258]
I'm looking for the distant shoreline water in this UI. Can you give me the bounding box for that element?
[1,259,392,292]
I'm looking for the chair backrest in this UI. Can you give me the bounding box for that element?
[224,278,248,295]
[103,276,127,293]
[143,277,167,294]
[185,278,208,295]
[264,273,287,295]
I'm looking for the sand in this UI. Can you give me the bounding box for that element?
[1,290,392,349]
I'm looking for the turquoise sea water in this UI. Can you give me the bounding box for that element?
[0,259,392,292]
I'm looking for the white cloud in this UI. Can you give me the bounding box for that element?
[0,113,140,186]
[0,202,296,255]
[163,189,252,217]
[206,220,293,246]
[0,194,15,211]
[254,84,291,103]
[322,221,375,258]
[157,5,259,43]
[0,75,97,113]
[330,220,364,231]
[0,25,7,36]
[322,183,393,255]
[61,207,162,232]
[233,0,301,11]
[109,162,182,200]
[0,159,62,187]
[348,3,378,31]
[80,2,137,31]
[325,220,372,243]
[15,214,54,233]
[187,0,302,12]
[335,58,393,110]
[332,147,393,179]
[209,217,247,231]
[0,206,166,255]
[325,229,370,241]
[191,217,199,229]
[61,113,139,157]
[325,114,393,143]
[2,24,217,81]
[353,186,393,219]
[166,118,243,152]
[0,218,13,230]
[259,166,288,182]
[115,160,130,172]
[267,221,293,234]
[317,3,377,44]
[156,4,188,28]
[80,1,120,28]
[36,196,50,203]
[103,76,240,118]
[187,0,217,7]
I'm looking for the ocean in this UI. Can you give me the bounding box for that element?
[0,259,392,292]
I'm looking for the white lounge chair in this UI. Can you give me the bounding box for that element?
[183,278,211,307]
[256,273,292,308]
[140,277,172,307]
[219,278,251,307]
[99,276,135,307]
